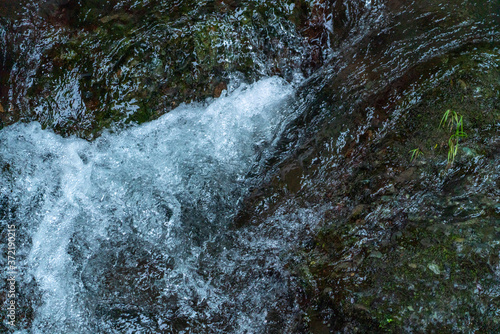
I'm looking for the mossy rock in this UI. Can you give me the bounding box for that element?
[1,0,338,138]
[287,45,500,332]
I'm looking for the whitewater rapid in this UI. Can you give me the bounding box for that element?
[0,78,308,333]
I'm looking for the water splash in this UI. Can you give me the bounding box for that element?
[0,77,300,333]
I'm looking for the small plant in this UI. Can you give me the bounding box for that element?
[439,109,467,164]
[409,148,423,162]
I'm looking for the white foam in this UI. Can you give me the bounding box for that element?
[1,77,296,333]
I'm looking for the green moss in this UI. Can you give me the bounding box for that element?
[7,0,310,138]
[291,44,500,332]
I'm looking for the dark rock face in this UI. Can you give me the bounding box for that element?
[0,0,356,139]
[233,0,500,332]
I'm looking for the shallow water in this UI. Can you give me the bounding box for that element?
[1,0,500,332]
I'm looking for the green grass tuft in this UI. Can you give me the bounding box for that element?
[409,148,423,162]
[440,109,467,164]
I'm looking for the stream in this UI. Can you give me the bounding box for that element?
[1,0,500,333]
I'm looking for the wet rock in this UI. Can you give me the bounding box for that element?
[0,0,391,138]
[427,263,441,275]
[234,0,500,329]
[2,0,344,138]
[349,204,366,219]
[213,82,227,98]
[369,251,383,259]
[1,0,499,332]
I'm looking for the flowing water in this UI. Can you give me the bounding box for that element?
[0,78,314,333]
[1,0,500,333]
